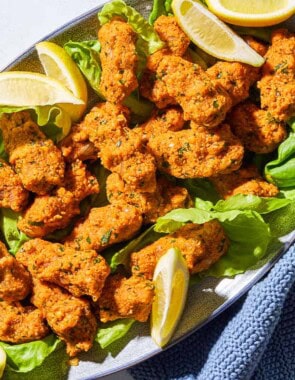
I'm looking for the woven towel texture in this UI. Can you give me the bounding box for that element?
[130,244,295,380]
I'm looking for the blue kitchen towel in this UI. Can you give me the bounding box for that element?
[130,243,295,380]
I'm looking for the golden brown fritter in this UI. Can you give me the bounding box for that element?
[136,107,185,143]
[207,61,260,107]
[131,221,229,280]
[141,55,232,128]
[59,122,97,163]
[0,301,49,343]
[228,101,287,153]
[140,14,191,109]
[18,160,99,238]
[98,17,138,103]
[258,29,295,122]
[262,29,295,76]
[0,159,29,212]
[155,177,192,217]
[258,74,295,123]
[31,280,97,357]
[140,13,191,109]
[61,102,129,161]
[107,173,191,224]
[18,190,76,238]
[0,112,65,195]
[103,149,157,193]
[97,127,150,186]
[0,256,31,302]
[0,241,31,302]
[62,160,99,200]
[0,242,7,258]
[65,203,143,251]
[71,102,157,193]
[147,123,244,178]
[243,35,268,57]
[99,128,141,166]
[80,102,131,150]
[210,165,279,199]
[97,274,154,323]
[106,172,158,220]
[140,51,177,109]
[154,16,190,56]
[17,239,110,302]
[85,103,156,192]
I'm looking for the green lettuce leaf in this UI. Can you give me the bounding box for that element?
[280,188,295,200]
[96,319,135,349]
[0,106,71,143]
[149,0,173,24]
[156,207,272,277]
[0,209,30,255]
[192,45,217,67]
[98,0,164,56]
[187,48,208,70]
[252,151,276,173]
[264,121,295,188]
[264,131,295,188]
[123,93,154,124]
[79,164,110,217]
[231,25,273,42]
[178,178,220,203]
[0,130,8,161]
[154,194,293,277]
[213,194,291,214]
[108,226,163,271]
[155,194,290,233]
[204,211,271,277]
[109,194,283,278]
[263,200,295,238]
[89,164,110,208]
[64,40,103,97]
[0,336,62,373]
[44,224,74,243]
[155,208,211,233]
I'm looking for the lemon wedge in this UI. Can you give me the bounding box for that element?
[0,346,6,378]
[151,247,189,347]
[206,0,295,27]
[172,0,265,67]
[0,71,84,108]
[36,41,88,121]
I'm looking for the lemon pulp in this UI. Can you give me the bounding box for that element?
[221,0,289,14]
[36,41,88,121]
[180,0,236,54]
[151,247,189,347]
[206,0,295,26]
[0,71,84,107]
[172,0,265,66]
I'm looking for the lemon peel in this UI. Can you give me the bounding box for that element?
[206,0,295,27]
[151,247,189,347]
[0,71,84,107]
[172,0,265,67]
[36,41,88,121]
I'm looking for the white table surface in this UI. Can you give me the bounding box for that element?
[0,1,134,379]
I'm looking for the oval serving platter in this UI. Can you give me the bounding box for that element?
[2,1,295,379]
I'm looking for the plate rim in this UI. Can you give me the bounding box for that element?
[80,237,295,380]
